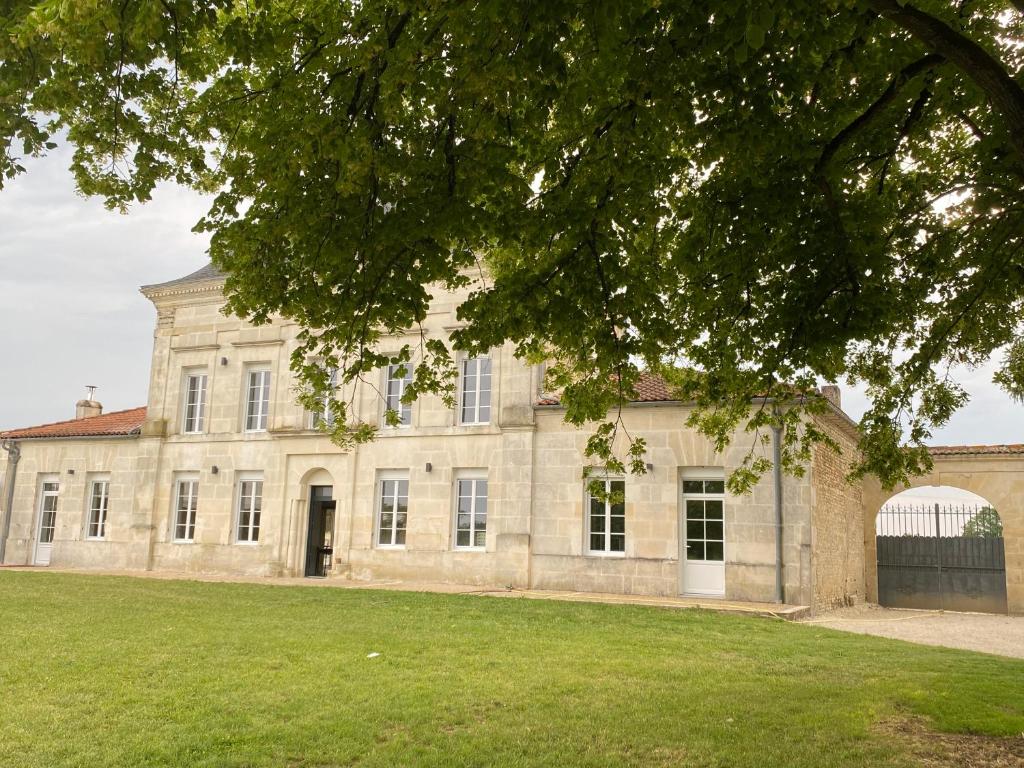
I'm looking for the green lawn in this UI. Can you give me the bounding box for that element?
[0,572,1021,767]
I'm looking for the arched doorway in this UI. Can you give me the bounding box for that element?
[876,487,1007,614]
[299,468,336,578]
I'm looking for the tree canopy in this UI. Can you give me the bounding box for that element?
[963,505,1004,537]
[2,0,1023,489]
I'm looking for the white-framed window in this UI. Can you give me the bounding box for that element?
[376,474,409,547]
[587,477,625,555]
[173,478,199,542]
[384,364,413,427]
[235,476,263,543]
[182,371,208,434]
[244,367,272,432]
[459,357,492,425]
[454,475,488,550]
[37,479,60,544]
[310,367,339,429]
[86,478,110,540]
[682,477,725,563]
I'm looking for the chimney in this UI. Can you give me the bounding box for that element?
[819,384,841,410]
[76,385,103,420]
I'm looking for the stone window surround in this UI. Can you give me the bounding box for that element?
[234,473,264,545]
[181,368,209,435]
[84,474,111,541]
[457,355,492,426]
[375,470,410,549]
[452,469,489,551]
[584,474,626,558]
[382,363,414,429]
[171,474,200,543]
[243,365,272,433]
[307,366,339,430]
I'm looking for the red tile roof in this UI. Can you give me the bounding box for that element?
[928,443,1024,457]
[537,373,675,406]
[0,407,147,440]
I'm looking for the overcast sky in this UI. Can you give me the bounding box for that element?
[1,146,1020,454]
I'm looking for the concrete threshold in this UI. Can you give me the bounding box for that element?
[1,566,811,620]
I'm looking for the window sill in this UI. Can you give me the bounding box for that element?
[85,536,106,542]
[453,546,487,553]
[234,541,260,547]
[375,544,406,551]
[171,539,195,545]
[585,551,627,558]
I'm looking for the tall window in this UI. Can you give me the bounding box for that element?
[682,479,725,562]
[236,478,263,543]
[245,368,271,431]
[454,477,487,549]
[173,479,199,542]
[310,368,338,428]
[459,357,491,425]
[587,478,625,554]
[377,476,409,547]
[86,479,110,540]
[384,364,412,426]
[182,372,208,434]
[37,481,59,544]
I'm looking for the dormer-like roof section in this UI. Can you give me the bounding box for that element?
[0,407,147,440]
[141,263,224,291]
[140,263,226,302]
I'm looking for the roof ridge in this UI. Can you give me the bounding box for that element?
[929,443,1024,454]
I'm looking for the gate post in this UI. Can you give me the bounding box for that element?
[934,503,943,610]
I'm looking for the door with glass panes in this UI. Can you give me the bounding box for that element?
[34,478,60,566]
[680,476,726,596]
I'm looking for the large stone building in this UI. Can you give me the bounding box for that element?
[0,265,867,611]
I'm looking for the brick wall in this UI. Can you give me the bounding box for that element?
[810,415,865,611]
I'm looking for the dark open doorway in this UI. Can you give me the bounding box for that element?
[305,485,336,578]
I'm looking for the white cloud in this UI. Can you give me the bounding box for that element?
[0,145,210,428]
[840,361,1023,447]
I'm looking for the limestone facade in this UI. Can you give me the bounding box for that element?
[0,267,870,610]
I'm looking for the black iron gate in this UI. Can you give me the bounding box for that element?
[876,503,1007,614]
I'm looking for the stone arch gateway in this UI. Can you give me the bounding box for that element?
[863,445,1024,614]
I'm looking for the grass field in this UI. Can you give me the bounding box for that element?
[0,571,1021,767]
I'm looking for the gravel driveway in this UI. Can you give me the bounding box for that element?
[804,603,1024,659]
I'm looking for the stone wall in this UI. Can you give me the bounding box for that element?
[0,437,155,569]
[531,406,815,603]
[1,272,865,610]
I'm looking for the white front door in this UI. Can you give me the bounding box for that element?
[33,480,60,566]
[681,477,726,596]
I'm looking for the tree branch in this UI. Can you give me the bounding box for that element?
[868,0,1024,164]
[816,53,943,173]
[878,86,933,193]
